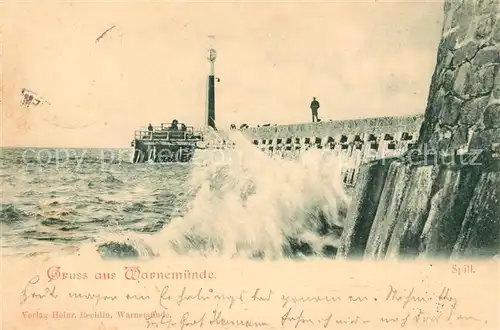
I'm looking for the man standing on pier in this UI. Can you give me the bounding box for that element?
[310,97,320,123]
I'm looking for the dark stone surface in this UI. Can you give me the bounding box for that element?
[483,103,500,128]
[493,66,500,99]
[439,95,463,125]
[441,30,458,52]
[443,69,456,91]
[428,88,446,122]
[475,14,495,40]
[452,63,471,96]
[364,161,411,259]
[451,170,500,258]
[385,165,440,258]
[468,64,496,96]
[452,41,479,67]
[477,0,498,15]
[436,126,454,152]
[473,47,500,67]
[346,149,500,260]
[449,125,470,151]
[451,2,475,43]
[493,18,500,43]
[470,128,500,150]
[424,124,446,152]
[459,95,489,125]
[336,159,395,258]
[419,166,482,258]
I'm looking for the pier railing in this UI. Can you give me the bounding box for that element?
[134,126,203,141]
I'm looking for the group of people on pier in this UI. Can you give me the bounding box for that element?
[147,119,187,133]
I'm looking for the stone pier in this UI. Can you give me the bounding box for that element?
[337,0,500,259]
[243,115,423,186]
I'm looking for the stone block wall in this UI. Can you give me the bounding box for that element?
[418,0,500,155]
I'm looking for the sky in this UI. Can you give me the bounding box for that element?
[1,0,444,148]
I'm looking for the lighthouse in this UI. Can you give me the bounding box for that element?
[206,37,217,130]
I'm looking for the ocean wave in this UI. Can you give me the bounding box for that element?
[0,204,30,224]
[148,130,350,260]
[1,136,350,261]
[97,240,155,259]
[40,217,69,226]
[87,172,124,188]
[21,229,90,243]
[103,172,124,185]
[122,201,146,212]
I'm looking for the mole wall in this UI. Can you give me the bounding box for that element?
[242,115,424,185]
[337,0,500,260]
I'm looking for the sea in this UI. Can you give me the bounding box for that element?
[0,131,351,260]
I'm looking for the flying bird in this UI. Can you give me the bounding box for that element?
[95,25,116,43]
[21,88,50,107]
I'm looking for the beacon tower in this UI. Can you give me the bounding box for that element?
[206,37,217,130]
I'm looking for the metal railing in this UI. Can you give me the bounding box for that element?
[134,126,203,141]
[138,125,195,133]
